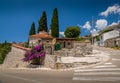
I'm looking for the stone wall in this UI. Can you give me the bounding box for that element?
[2,42,93,69]
[51,42,93,69]
[44,54,56,69]
[3,46,28,68]
[54,42,92,57]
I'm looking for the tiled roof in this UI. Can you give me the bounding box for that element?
[12,44,30,51]
[30,34,53,38]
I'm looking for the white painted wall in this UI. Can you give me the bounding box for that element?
[100,30,119,46]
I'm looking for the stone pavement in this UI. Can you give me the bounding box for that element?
[58,49,110,70]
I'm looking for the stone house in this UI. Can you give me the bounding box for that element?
[29,31,75,49]
[29,31,53,47]
[56,38,75,49]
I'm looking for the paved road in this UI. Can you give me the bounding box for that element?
[0,46,120,83]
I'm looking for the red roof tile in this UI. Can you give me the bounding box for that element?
[12,44,30,51]
[30,34,53,38]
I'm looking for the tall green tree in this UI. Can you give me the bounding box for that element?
[51,8,59,37]
[29,22,36,35]
[64,26,80,38]
[38,11,48,33]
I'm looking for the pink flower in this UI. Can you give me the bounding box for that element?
[22,44,46,62]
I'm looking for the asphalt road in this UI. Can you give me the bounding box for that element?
[0,46,120,83]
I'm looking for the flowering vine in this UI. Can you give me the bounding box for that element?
[23,44,46,65]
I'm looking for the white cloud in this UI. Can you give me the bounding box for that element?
[59,32,65,37]
[95,19,108,30]
[90,29,96,33]
[83,21,91,30]
[90,29,99,36]
[100,4,120,17]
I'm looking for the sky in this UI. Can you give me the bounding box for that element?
[0,0,120,42]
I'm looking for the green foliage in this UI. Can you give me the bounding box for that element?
[38,11,48,33]
[64,26,80,38]
[25,43,29,48]
[29,22,36,35]
[51,8,59,37]
[55,42,61,51]
[75,37,84,41]
[0,42,11,64]
[96,36,100,41]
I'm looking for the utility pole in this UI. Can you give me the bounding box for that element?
[91,16,94,45]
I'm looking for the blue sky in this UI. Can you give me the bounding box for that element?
[0,0,120,42]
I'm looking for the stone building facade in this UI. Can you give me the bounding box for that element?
[29,31,75,49]
[56,38,75,49]
[104,37,120,47]
[99,30,120,46]
[99,24,120,46]
[29,31,53,47]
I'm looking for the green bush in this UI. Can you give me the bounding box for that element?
[75,37,84,41]
[55,42,61,51]
[0,43,11,64]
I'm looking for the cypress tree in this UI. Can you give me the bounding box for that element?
[51,8,59,37]
[29,22,36,35]
[38,11,48,33]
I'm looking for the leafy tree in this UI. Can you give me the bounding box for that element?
[64,26,80,38]
[51,8,59,37]
[29,22,36,35]
[38,11,48,33]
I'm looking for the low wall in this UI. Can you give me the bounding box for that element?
[54,42,92,57]
[44,54,56,69]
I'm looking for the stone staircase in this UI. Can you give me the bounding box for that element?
[3,46,28,68]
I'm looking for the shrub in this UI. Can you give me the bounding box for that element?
[55,42,61,51]
[23,44,46,65]
[0,43,11,64]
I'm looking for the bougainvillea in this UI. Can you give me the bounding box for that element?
[23,44,46,64]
